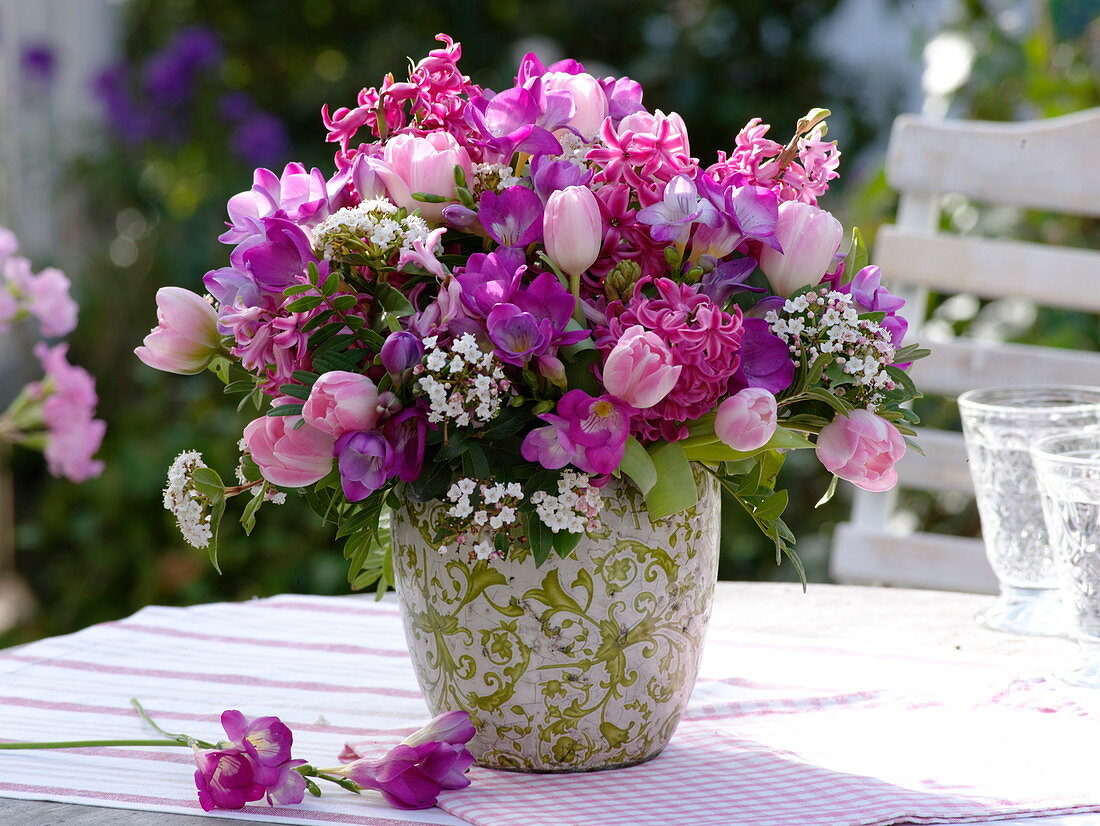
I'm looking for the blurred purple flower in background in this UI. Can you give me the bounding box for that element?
[20,42,57,87]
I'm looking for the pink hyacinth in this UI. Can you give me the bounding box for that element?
[708,118,840,206]
[28,343,105,482]
[597,277,744,443]
[587,110,696,206]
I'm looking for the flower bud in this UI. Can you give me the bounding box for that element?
[715,388,778,452]
[543,186,602,277]
[758,201,843,297]
[816,409,906,492]
[302,371,381,437]
[380,331,424,375]
[243,410,335,488]
[135,287,220,375]
[602,325,682,409]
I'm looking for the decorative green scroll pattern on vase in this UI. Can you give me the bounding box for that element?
[392,472,721,772]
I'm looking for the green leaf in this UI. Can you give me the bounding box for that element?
[330,294,358,312]
[278,384,312,401]
[816,474,840,507]
[754,489,789,522]
[767,426,816,451]
[844,227,868,283]
[207,357,231,385]
[267,403,304,417]
[618,436,657,495]
[320,270,340,297]
[190,467,227,573]
[682,427,813,463]
[375,283,414,317]
[283,283,315,296]
[240,485,266,535]
[285,295,325,313]
[527,513,553,566]
[411,191,448,203]
[551,529,582,559]
[644,441,698,521]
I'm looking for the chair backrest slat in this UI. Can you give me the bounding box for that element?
[887,110,1100,216]
[877,227,1100,312]
[833,108,1100,592]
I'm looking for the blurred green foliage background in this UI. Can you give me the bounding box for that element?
[4,0,1098,646]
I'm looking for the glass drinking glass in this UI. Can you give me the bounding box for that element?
[1031,430,1100,687]
[958,386,1100,636]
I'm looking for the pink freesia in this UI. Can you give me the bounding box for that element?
[243,406,335,488]
[28,343,105,482]
[816,409,906,492]
[715,388,778,452]
[303,371,382,437]
[544,186,602,277]
[135,287,221,375]
[402,711,476,748]
[758,201,843,297]
[602,325,682,409]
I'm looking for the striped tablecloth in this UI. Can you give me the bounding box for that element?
[2,593,1100,826]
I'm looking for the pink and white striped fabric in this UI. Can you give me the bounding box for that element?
[2,593,1100,826]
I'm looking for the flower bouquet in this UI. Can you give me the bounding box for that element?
[138,35,927,771]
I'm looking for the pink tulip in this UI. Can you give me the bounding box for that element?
[302,371,382,436]
[816,409,906,492]
[135,287,221,375]
[715,388,778,452]
[544,185,602,277]
[602,325,682,409]
[758,201,843,297]
[542,71,609,139]
[243,409,335,488]
[368,132,474,222]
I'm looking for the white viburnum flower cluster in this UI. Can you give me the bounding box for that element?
[766,287,898,409]
[438,478,524,560]
[472,162,523,194]
[415,334,511,427]
[551,130,592,170]
[530,471,604,534]
[310,199,436,260]
[163,450,214,549]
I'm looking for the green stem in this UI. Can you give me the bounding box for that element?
[570,271,583,324]
[0,739,183,750]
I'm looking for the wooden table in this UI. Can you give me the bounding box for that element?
[0,582,1083,825]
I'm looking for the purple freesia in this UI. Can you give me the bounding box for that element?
[530,155,593,203]
[220,163,331,244]
[339,742,474,809]
[192,710,308,811]
[229,217,319,294]
[700,257,763,305]
[599,76,646,122]
[730,317,795,394]
[383,408,428,483]
[403,711,477,747]
[521,390,632,475]
[485,272,587,366]
[691,177,781,260]
[193,748,266,812]
[454,248,527,317]
[464,87,564,160]
[478,186,543,247]
[336,431,392,502]
[637,174,719,246]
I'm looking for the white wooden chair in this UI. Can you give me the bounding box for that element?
[829,108,1100,593]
